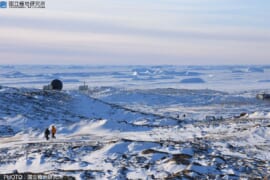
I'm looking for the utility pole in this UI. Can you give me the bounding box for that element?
[24,106,30,167]
[24,116,28,163]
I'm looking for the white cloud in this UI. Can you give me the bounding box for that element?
[0,0,269,64]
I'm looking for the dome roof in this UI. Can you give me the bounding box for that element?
[51,79,63,90]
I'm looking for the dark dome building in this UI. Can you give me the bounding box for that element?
[51,79,63,90]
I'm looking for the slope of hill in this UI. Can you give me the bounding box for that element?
[0,87,270,179]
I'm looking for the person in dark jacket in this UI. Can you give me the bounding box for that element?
[45,128,50,140]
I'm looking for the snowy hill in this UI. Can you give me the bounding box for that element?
[0,86,270,179]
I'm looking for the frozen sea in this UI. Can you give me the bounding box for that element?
[1,65,270,91]
[0,65,270,179]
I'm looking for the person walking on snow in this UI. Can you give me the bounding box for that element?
[51,125,56,139]
[45,128,50,140]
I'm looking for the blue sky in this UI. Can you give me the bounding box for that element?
[0,0,269,65]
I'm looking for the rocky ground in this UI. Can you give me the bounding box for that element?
[0,87,270,179]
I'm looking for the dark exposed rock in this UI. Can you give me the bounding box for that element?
[171,154,192,165]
